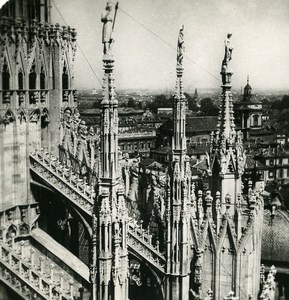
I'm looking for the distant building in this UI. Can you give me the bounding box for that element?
[254,147,289,182]
[235,76,275,141]
[157,107,173,116]
[186,116,218,143]
[79,107,164,157]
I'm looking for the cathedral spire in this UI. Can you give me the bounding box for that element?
[165,26,191,300]
[92,2,128,300]
[99,0,119,181]
[209,33,245,211]
[216,32,236,148]
[172,25,187,155]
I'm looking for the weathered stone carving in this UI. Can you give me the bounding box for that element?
[177,26,185,67]
[221,33,233,72]
[101,1,118,55]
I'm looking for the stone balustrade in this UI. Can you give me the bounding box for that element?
[30,149,166,274]
[127,222,165,273]
[30,149,94,215]
[0,239,82,300]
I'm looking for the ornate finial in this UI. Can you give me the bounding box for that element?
[101,1,119,56]
[177,25,185,67]
[247,75,249,84]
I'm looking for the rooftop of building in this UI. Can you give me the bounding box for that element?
[150,146,171,154]
[244,155,265,169]
[256,146,289,158]
[249,128,276,137]
[187,143,210,155]
[192,159,209,172]
[139,158,163,169]
[81,108,145,115]
[186,116,218,133]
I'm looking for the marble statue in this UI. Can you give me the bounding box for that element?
[101,1,118,55]
[177,26,184,66]
[221,33,233,71]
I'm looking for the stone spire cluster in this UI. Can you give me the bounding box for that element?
[187,34,264,299]
[91,2,129,300]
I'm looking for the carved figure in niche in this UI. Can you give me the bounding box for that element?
[41,108,50,128]
[177,26,185,66]
[101,1,118,55]
[221,33,233,71]
[17,107,27,124]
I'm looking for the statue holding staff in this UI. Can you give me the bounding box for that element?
[221,33,233,71]
[101,1,118,55]
[177,26,185,66]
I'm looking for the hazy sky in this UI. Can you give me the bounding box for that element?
[2,0,289,91]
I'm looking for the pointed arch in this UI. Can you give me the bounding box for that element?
[15,46,27,75]
[3,108,16,125]
[29,61,37,90]
[217,218,238,253]
[62,59,69,90]
[19,222,30,235]
[39,49,49,76]
[1,45,14,76]
[202,230,215,293]
[17,69,24,90]
[2,57,11,90]
[29,108,41,123]
[225,152,237,174]
[17,106,27,124]
[27,40,38,72]
[6,224,17,240]
[40,65,46,90]
[237,217,254,253]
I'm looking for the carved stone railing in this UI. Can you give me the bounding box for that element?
[0,239,81,300]
[127,222,166,273]
[30,149,166,274]
[30,149,94,216]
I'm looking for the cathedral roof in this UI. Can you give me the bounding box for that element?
[262,208,289,263]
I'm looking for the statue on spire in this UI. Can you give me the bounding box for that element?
[101,1,118,56]
[221,33,233,72]
[177,26,185,67]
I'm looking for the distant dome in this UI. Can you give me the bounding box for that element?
[262,208,289,263]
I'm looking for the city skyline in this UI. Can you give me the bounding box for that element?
[2,0,289,92]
